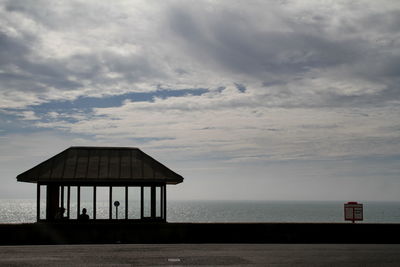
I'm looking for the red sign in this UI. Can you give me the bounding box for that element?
[344,202,363,223]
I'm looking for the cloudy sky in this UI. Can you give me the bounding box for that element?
[1,0,399,201]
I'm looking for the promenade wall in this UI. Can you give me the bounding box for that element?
[0,222,399,245]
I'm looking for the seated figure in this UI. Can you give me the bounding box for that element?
[78,208,89,221]
[55,207,66,220]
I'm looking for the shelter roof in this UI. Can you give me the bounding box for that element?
[16,147,183,185]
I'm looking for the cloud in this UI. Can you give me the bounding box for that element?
[0,0,399,109]
[29,85,400,163]
[1,1,400,201]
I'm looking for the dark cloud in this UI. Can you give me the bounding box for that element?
[320,85,400,108]
[1,0,400,109]
[4,0,107,31]
[234,83,246,93]
[165,2,400,108]
[361,10,400,33]
[167,5,361,76]
[0,32,31,63]
[0,29,164,104]
[0,32,80,93]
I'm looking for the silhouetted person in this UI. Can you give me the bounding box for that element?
[55,207,66,220]
[78,208,89,221]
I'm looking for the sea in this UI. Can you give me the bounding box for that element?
[1,199,400,224]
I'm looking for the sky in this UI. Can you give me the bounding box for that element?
[0,0,399,201]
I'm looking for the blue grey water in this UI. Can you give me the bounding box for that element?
[1,199,400,224]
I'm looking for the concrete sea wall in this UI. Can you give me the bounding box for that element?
[0,222,399,245]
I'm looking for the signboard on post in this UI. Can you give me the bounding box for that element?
[344,202,363,223]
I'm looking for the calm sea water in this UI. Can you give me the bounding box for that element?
[1,199,400,224]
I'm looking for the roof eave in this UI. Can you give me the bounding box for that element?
[16,177,184,185]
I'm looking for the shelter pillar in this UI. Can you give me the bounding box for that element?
[140,186,144,219]
[77,186,81,217]
[151,186,156,218]
[161,184,165,220]
[109,186,112,219]
[163,185,167,221]
[60,185,65,211]
[46,184,59,220]
[36,183,40,221]
[125,186,128,220]
[67,186,71,219]
[93,186,97,220]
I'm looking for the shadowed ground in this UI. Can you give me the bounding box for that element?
[0,244,399,266]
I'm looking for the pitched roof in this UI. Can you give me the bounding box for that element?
[16,147,183,185]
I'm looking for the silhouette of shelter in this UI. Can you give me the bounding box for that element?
[16,147,183,222]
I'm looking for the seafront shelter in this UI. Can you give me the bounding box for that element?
[16,147,184,222]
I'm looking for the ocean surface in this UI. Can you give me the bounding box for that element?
[1,199,400,223]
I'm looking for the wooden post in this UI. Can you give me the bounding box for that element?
[109,186,112,219]
[160,185,164,219]
[61,185,64,209]
[67,186,71,219]
[46,184,59,221]
[93,186,97,220]
[36,183,40,221]
[151,186,156,218]
[77,186,81,218]
[125,186,128,220]
[140,186,144,219]
[163,185,167,221]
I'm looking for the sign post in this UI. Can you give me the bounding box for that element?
[114,201,120,220]
[344,202,363,223]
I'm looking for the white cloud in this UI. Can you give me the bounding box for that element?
[19,111,39,120]
[31,86,400,162]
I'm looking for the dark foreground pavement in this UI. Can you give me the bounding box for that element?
[0,244,399,266]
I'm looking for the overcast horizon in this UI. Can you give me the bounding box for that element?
[1,0,399,201]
